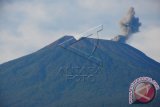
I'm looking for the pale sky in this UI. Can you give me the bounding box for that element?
[0,0,160,64]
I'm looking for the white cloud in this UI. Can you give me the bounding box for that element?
[0,0,160,64]
[0,1,75,64]
[0,28,74,64]
[127,26,160,62]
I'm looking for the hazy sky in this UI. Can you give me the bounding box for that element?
[0,0,160,64]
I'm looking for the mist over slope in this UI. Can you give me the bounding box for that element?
[0,36,160,107]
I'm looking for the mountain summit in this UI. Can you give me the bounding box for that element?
[0,36,160,107]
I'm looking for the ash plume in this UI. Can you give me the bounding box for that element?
[112,7,141,43]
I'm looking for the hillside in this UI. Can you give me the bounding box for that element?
[0,36,160,107]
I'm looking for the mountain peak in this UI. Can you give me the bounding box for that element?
[53,35,75,45]
[59,35,75,40]
[0,36,160,107]
[40,35,76,50]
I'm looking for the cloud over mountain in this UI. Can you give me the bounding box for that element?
[0,0,160,63]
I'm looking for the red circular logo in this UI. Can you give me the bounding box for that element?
[134,82,156,103]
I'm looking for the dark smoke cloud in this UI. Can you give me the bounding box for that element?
[112,7,141,43]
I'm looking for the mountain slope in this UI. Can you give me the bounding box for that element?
[0,36,160,107]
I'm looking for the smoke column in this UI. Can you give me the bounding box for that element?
[112,7,141,43]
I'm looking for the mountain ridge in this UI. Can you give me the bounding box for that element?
[0,36,160,107]
[1,35,159,69]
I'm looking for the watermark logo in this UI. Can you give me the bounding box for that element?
[58,64,102,82]
[129,77,159,104]
[58,25,103,66]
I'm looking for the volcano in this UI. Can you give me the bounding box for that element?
[0,36,160,107]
